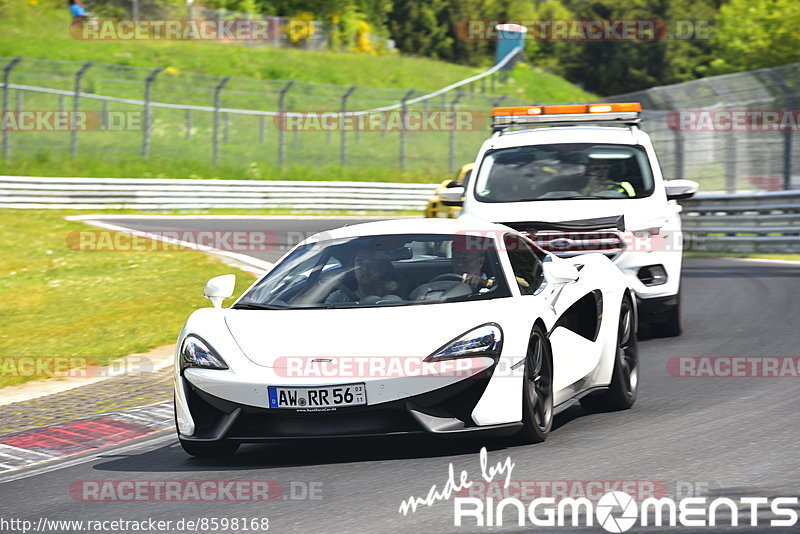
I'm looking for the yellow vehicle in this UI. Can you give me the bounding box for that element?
[424,163,474,218]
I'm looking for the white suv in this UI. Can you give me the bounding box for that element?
[443,103,698,337]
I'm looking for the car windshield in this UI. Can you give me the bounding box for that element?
[234,233,510,309]
[474,143,654,202]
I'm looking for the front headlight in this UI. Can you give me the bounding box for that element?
[180,335,228,372]
[425,323,503,362]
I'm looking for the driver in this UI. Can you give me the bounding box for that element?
[325,247,407,304]
[582,159,635,197]
[451,245,493,291]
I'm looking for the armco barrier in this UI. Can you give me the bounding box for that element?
[2,176,799,252]
[681,190,800,252]
[0,175,438,211]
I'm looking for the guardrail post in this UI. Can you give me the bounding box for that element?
[212,76,230,163]
[340,85,356,165]
[449,91,465,173]
[278,80,294,165]
[2,57,22,161]
[185,109,192,140]
[142,67,163,160]
[399,89,414,171]
[760,69,795,190]
[70,61,93,158]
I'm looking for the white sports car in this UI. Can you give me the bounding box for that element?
[174,218,639,457]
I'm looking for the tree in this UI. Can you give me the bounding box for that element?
[709,0,800,74]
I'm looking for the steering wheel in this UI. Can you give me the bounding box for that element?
[430,272,465,283]
[410,280,472,302]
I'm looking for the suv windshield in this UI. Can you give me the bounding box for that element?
[234,233,510,310]
[474,143,654,202]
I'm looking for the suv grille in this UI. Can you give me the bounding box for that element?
[523,229,626,259]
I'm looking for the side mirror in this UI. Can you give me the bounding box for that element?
[439,186,465,205]
[204,274,236,309]
[543,261,579,284]
[665,179,699,201]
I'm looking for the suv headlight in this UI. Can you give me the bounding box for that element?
[180,335,228,372]
[425,323,503,362]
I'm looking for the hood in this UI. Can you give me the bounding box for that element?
[223,300,504,368]
[470,197,668,232]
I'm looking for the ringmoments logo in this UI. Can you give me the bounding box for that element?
[397,448,799,531]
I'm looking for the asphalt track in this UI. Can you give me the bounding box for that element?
[1,216,799,534]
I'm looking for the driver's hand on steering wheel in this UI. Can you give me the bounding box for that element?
[459,273,491,291]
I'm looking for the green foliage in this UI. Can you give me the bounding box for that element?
[709,0,800,74]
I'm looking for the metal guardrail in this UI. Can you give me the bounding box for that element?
[681,191,800,252]
[0,175,438,211]
[3,175,799,252]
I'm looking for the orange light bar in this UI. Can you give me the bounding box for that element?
[589,102,642,113]
[491,106,543,117]
[492,102,641,116]
[542,104,588,115]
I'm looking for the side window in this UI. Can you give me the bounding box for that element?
[504,234,545,295]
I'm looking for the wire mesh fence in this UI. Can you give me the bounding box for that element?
[0,56,528,178]
[607,62,800,192]
[3,55,798,190]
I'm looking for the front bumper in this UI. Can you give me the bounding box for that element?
[177,366,521,443]
[635,294,679,323]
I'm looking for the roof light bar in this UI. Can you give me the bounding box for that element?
[491,103,642,132]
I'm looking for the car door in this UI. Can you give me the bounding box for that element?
[503,234,604,392]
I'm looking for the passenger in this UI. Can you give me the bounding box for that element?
[325,248,407,303]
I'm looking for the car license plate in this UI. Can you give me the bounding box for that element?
[267,384,366,409]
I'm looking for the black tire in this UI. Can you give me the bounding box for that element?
[649,294,682,338]
[179,439,240,458]
[515,325,554,444]
[581,293,639,412]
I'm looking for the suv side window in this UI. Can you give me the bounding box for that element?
[504,234,545,295]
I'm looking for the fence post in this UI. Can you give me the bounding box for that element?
[399,89,414,171]
[212,76,230,163]
[340,85,356,165]
[224,112,231,144]
[2,57,21,161]
[142,67,163,160]
[70,61,93,158]
[185,109,192,140]
[278,80,294,165]
[101,101,109,129]
[492,94,508,108]
[132,0,140,19]
[760,69,794,190]
[449,91,465,173]
[259,115,266,144]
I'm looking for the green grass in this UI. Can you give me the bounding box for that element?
[0,4,593,102]
[0,210,256,388]
[0,2,595,182]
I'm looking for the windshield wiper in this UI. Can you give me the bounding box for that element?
[233,302,287,310]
